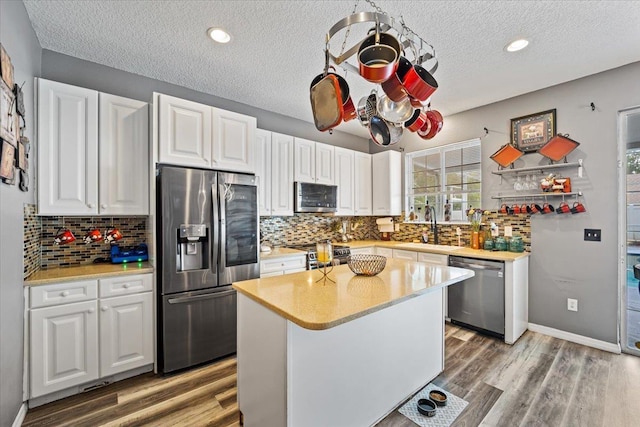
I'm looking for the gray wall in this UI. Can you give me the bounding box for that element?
[41,50,370,152]
[403,61,640,344]
[0,1,41,424]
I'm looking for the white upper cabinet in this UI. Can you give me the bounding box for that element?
[255,129,272,216]
[37,79,149,216]
[271,132,295,216]
[354,152,373,216]
[157,93,257,173]
[334,147,355,216]
[99,94,149,215]
[294,138,334,184]
[38,79,99,215]
[158,94,211,168]
[315,142,335,185]
[211,108,256,173]
[294,137,315,183]
[372,150,402,216]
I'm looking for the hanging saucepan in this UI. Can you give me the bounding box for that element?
[402,64,439,101]
[357,92,378,127]
[381,56,412,102]
[376,93,413,125]
[358,31,401,83]
[422,109,444,139]
[417,118,433,140]
[310,71,344,132]
[404,109,427,133]
[369,115,392,146]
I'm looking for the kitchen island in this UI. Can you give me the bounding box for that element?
[232,259,474,427]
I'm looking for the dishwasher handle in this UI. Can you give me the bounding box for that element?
[168,289,235,304]
[449,261,503,271]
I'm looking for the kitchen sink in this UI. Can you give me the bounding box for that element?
[395,243,464,251]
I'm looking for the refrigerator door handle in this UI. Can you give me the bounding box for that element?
[218,181,227,274]
[211,179,220,274]
[167,289,236,304]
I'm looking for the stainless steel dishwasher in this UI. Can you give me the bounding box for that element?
[448,256,505,338]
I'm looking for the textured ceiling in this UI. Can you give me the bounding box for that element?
[23,0,640,140]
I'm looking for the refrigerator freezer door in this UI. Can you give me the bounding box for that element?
[158,166,218,295]
[160,287,237,373]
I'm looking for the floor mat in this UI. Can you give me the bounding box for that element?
[398,383,468,427]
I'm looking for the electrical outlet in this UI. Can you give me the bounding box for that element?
[504,226,513,237]
[567,298,578,312]
[584,229,601,241]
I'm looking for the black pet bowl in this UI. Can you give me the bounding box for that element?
[429,390,448,406]
[417,398,437,417]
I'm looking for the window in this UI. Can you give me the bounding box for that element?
[405,138,481,222]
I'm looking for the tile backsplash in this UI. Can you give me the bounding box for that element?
[23,204,41,278]
[260,212,530,250]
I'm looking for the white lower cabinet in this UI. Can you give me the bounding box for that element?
[29,274,153,400]
[30,300,99,398]
[99,292,153,377]
[375,247,394,258]
[417,252,448,265]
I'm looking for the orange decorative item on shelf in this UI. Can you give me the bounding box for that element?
[538,134,580,162]
[490,144,524,169]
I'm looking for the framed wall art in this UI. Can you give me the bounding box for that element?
[0,139,16,182]
[0,78,17,145]
[510,109,556,153]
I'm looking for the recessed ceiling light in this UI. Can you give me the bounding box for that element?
[207,27,231,44]
[505,38,529,52]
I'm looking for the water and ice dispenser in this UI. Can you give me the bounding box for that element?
[177,224,209,271]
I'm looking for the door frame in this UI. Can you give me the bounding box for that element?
[618,105,640,356]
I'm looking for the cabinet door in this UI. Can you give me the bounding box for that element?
[211,108,256,173]
[99,292,153,377]
[375,247,394,258]
[315,142,335,184]
[37,79,98,215]
[350,247,375,255]
[354,152,372,215]
[271,133,294,216]
[334,147,355,215]
[158,94,211,168]
[393,249,418,261]
[372,151,402,216]
[256,129,272,216]
[30,300,99,398]
[417,252,448,265]
[99,94,149,215]
[294,137,315,183]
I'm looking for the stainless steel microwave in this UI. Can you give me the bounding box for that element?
[294,182,338,213]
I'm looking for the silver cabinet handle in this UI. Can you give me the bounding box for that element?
[123,283,130,289]
[61,291,69,297]
[101,305,108,311]
[88,307,95,313]
[88,203,95,209]
[168,289,235,304]
[101,204,107,209]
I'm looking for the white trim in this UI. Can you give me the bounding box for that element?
[528,323,621,354]
[12,403,27,427]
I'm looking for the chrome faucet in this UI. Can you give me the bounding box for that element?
[430,206,439,244]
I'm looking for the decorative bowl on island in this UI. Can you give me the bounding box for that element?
[347,254,387,276]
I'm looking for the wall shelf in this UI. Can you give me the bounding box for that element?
[491,191,582,200]
[491,160,582,176]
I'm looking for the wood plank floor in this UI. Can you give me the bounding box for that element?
[23,324,640,426]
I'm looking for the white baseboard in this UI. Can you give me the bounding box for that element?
[12,402,27,427]
[528,323,621,354]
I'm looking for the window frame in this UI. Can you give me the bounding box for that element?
[405,138,482,223]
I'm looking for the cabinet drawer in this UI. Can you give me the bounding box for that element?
[417,252,448,266]
[260,256,306,274]
[392,249,418,261]
[31,280,98,308]
[99,274,153,298]
[375,247,394,258]
[350,247,375,255]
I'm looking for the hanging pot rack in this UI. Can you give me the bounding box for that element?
[325,11,438,77]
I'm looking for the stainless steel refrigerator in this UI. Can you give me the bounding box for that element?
[156,165,259,373]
